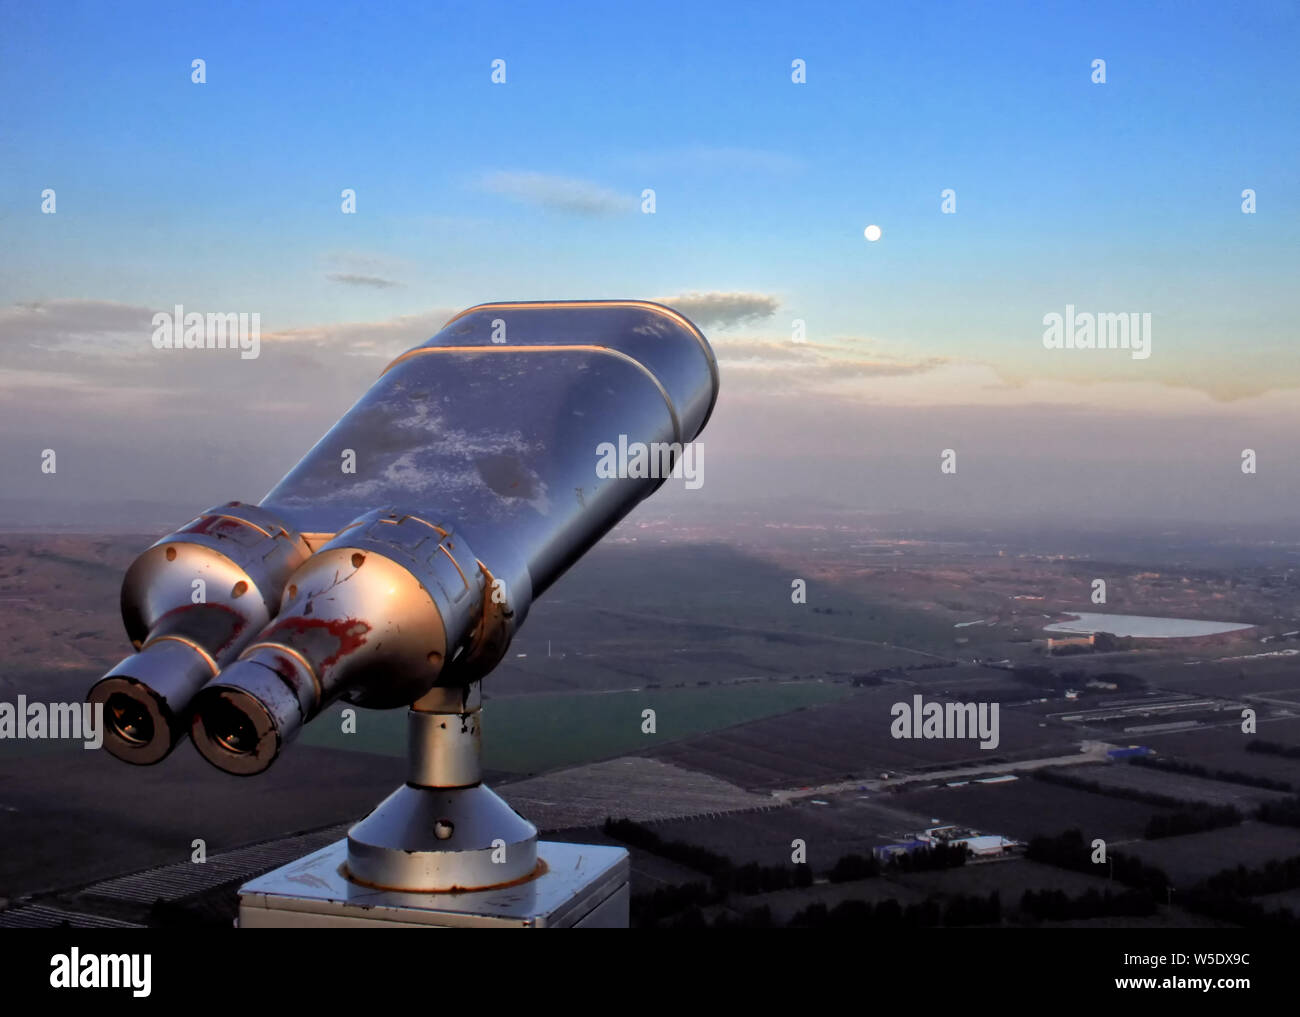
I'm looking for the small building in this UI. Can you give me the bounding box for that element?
[915,825,1019,857]
[958,835,1016,858]
[873,840,928,863]
[1047,634,1095,654]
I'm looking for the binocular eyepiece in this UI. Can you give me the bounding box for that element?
[88,502,312,764]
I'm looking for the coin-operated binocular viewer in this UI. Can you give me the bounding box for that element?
[88,300,718,927]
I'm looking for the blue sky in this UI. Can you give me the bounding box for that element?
[2,1,1298,524]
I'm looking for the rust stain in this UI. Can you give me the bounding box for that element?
[341,857,548,895]
[268,615,372,669]
[266,653,313,699]
[475,453,537,500]
[177,515,248,539]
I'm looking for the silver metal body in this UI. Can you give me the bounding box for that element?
[89,300,717,916]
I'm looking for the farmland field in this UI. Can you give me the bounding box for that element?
[4,527,1300,929]
[299,680,852,776]
[1118,822,1300,885]
[499,757,771,829]
[628,796,935,869]
[738,876,930,924]
[889,777,1182,842]
[1139,721,1300,790]
[546,825,710,895]
[647,687,1083,790]
[1057,761,1294,810]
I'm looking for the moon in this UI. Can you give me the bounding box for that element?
[863,224,882,242]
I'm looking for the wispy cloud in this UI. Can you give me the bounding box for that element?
[0,299,154,361]
[4,299,1297,527]
[713,335,947,393]
[477,171,632,216]
[0,300,459,409]
[262,308,456,358]
[656,291,779,330]
[326,272,402,289]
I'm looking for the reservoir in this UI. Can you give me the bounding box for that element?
[1043,613,1254,638]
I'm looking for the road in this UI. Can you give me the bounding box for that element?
[769,740,1117,803]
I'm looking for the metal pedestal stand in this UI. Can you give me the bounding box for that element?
[237,685,629,928]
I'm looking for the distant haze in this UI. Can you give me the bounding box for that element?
[2,3,1297,535]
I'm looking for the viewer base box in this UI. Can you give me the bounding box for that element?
[237,840,629,928]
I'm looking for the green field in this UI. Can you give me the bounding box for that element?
[299,680,851,776]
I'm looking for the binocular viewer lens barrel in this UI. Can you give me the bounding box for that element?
[190,509,488,775]
[87,503,312,764]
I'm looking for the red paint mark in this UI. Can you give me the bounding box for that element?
[152,602,246,654]
[178,515,246,539]
[267,653,301,676]
[266,652,314,697]
[269,615,371,669]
